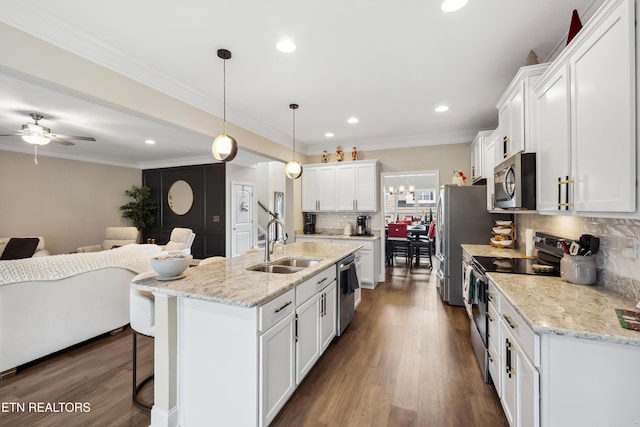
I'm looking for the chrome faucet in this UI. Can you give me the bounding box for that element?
[265,217,288,263]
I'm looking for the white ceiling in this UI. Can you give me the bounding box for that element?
[0,0,602,168]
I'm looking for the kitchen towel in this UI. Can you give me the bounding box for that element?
[346,263,360,295]
[526,229,534,257]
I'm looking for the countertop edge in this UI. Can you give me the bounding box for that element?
[131,243,361,308]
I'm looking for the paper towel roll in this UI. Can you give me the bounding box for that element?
[525,229,534,257]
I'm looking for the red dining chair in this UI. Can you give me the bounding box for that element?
[387,223,411,267]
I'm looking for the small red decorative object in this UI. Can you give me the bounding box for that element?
[567,9,583,45]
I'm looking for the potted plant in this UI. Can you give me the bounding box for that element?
[119,185,157,236]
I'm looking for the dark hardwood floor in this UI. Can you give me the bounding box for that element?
[0,264,507,426]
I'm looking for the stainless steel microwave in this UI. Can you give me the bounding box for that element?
[494,153,536,210]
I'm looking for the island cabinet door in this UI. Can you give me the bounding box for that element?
[260,312,296,427]
[296,293,322,384]
[320,281,337,352]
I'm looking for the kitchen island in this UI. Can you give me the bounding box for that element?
[132,242,361,427]
[462,244,640,426]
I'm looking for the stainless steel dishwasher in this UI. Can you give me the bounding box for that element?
[336,253,357,336]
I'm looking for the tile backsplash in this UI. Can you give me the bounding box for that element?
[515,214,640,301]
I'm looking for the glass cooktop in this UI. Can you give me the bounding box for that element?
[472,256,560,277]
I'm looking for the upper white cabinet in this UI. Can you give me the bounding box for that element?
[335,160,379,212]
[301,165,336,212]
[470,130,493,183]
[303,160,378,212]
[496,64,549,163]
[485,128,499,210]
[534,0,636,215]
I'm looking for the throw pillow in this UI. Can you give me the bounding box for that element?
[0,237,40,260]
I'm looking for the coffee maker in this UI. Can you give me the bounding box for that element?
[304,213,316,234]
[356,215,370,236]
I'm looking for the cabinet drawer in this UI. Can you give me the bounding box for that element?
[488,301,500,350]
[259,289,295,332]
[296,266,336,306]
[500,299,539,366]
[487,279,501,311]
[487,339,501,398]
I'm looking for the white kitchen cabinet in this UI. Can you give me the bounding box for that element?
[471,130,493,183]
[320,281,337,352]
[490,277,540,427]
[354,250,362,308]
[260,312,296,426]
[496,64,548,163]
[295,292,321,383]
[335,160,379,212]
[535,0,635,215]
[301,165,336,212]
[295,236,380,289]
[534,62,571,213]
[295,266,337,384]
[487,283,501,398]
[484,128,499,210]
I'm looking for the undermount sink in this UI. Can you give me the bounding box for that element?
[246,258,321,274]
[271,257,321,268]
[246,264,303,274]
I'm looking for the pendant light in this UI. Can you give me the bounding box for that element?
[285,103,303,179]
[212,48,238,162]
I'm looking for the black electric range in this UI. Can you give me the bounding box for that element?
[471,255,560,277]
[471,232,566,277]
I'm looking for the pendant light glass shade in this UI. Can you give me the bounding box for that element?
[285,103,303,180]
[212,49,238,162]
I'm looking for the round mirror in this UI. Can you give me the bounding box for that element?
[168,180,194,215]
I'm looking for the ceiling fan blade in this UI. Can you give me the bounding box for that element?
[49,134,96,141]
[54,139,75,146]
[0,133,23,137]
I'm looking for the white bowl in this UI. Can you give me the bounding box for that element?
[491,238,513,247]
[492,227,512,235]
[495,220,513,226]
[150,254,193,277]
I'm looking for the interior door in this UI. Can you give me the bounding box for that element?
[231,182,253,257]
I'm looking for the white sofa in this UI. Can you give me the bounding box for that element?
[0,236,49,258]
[0,244,161,374]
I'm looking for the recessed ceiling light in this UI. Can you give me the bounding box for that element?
[276,39,296,53]
[441,0,468,13]
[325,132,334,138]
[347,117,359,124]
[145,139,156,145]
[435,105,449,113]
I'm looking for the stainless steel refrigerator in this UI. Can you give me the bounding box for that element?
[435,184,497,306]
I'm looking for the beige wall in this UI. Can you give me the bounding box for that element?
[0,150,140,254]
[306,142,472,185]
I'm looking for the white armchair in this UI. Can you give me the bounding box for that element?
[161,228,195,254]
[77,227,139,253]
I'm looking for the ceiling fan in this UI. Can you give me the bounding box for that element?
[0,113,96,146]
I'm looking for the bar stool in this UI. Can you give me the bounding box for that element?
[130,271,156,411]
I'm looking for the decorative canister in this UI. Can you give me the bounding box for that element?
[560,255,597,285]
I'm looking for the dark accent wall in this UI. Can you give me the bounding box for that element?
[143,163,225,259]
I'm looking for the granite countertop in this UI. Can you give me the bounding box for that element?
[131,242,361,308]
[461,244,526,258]
[462,245,640,347]
[296,232,380,241]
